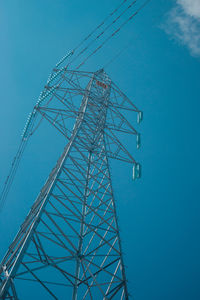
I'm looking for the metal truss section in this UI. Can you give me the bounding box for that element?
[0,69,141,299]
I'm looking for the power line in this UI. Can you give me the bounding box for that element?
[73,0,129,52]
[69,0,137,66]
[103,1,165,70]
[54,0,130,69]
[0,140,28,211]
[103,32,138,69]
[76,0,151,69]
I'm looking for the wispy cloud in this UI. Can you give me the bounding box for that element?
[164,0,200,57]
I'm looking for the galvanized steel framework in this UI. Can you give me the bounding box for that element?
[0,69,141,299]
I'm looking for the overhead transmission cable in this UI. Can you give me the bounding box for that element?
[68,0,137,66]
[0,115,37,211]
[0,141,27,211]
[73,0,129,52]
[103,35,136,69]
[55,0,130,69]
[104,0,165,70]
[76,0,151,70]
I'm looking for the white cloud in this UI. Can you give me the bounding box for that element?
[177,0,200,18]
[164,0,200,57]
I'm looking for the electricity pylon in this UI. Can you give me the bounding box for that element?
[0,68,142,299]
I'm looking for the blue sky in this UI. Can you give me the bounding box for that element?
[0,0,200,299]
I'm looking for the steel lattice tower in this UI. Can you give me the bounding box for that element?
[0,68,142,299]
